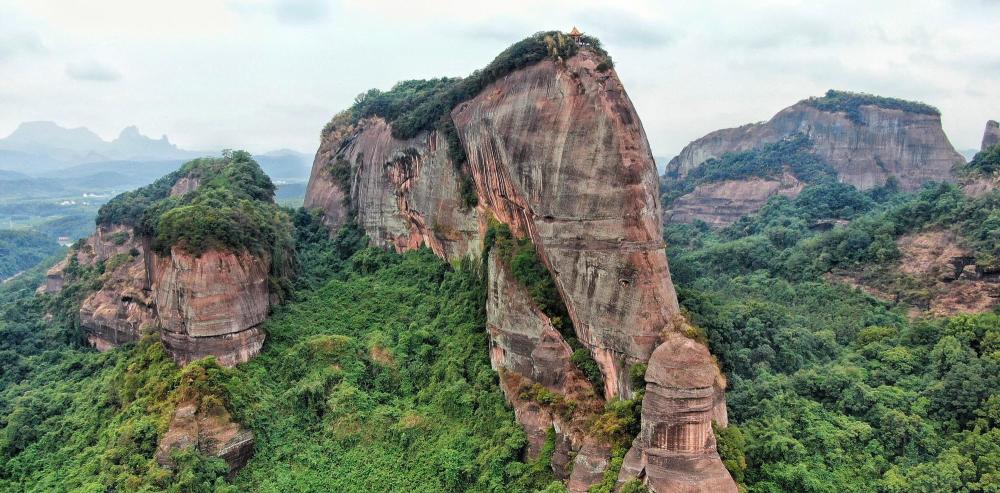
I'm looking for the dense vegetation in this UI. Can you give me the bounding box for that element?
[667,181,1000,492]
[0,229,59,279]
[803,90,940,124]
[965,143,1000,176]
[0,209,568,492]
[328,31,612,143]
[661,134,837,206]
[96,150,292,259]
[321,31,613,211]
[94,150,295,299]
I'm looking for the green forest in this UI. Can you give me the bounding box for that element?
[0,229,60,280]
[667,180,1000,492]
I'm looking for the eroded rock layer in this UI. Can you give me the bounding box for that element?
[153,248,270,366]
[487,252,608,490]
[664,172,804,226]
[47,184,276,367]
[619,334,735,493]
[668,101,963,191]
[156,401,255,474]
[305,44,735,492]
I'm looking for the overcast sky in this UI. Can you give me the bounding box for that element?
[1,0,997,158]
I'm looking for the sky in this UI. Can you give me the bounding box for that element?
[1,0,998,158]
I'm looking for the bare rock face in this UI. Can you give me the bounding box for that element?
[452,49,679,400]
[983,120,1000,152]
[79,254,156,351]
[831,230,999,316]
[668,101,963,191]
[153,248,271,366]
[305,118,481,260]
[304,44,735,492]
[62,231,271,366]
[487,252,609,489]
[156,401,255,474]
[619,333,735,493]
[50,219,273,366]
[665,172,804,226]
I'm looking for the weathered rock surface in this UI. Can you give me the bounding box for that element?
[619,333,736,493]
[79,254,156,350]
[153,248,271,367]
[487,252,608,489]
[156,401,255,474]
[963,120,1000,196]
[305,117,480,260]
[47,186,275,366]
[829,230,998,316]
[664,171,804,226]
[305,44,735,492]
[983,120,1000,152]
[668,100,964,191]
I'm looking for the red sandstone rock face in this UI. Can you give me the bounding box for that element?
[304,46,735,492]
[305,118,481,260]
[487,252,609,490]
[668,101,964,192]
[79,255,156,350]
[619,333,735,493]
[51,223,273,366]
[452,50,679,400]
[665,172,804,226]
[153,248,271,366]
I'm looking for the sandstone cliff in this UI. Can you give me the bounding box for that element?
[961,120,1000,197]
[662,92,963,226]
[668,94,963,191]
[156,400,255,474]
[44,154,287,368]
[304,33,735,492]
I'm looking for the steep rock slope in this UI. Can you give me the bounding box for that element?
[665,91,963,223]
[963,120,1000,197]
[305,32,735,492]
[983,120,1000,151]
[45,152,292,367]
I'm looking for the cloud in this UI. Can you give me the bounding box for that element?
[230,0,332,24]
[574,8,676,48]
[0,32,45,62]
[273,0,331,23]
[65,60,121,82]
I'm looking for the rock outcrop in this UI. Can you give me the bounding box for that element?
[618,334,734,492]
[962,120,1000,197]
[305,35,735,492]
[156,400,255,474]
[668,98,963,192]
[665,172,804,226]
[487,252,609,488]
[829,230,999,316]
[45,166,280,367]
[152,248,270,367]
[983,120,1000,152]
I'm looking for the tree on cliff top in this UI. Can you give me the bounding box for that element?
[804,89,940,124]
[323,30,614,142]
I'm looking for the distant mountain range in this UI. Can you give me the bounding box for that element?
[0,121,312,181]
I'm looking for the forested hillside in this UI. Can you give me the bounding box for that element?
[666,181,1000,492]
[0,210,564,492]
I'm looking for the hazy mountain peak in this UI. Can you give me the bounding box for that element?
[1,121,105,150]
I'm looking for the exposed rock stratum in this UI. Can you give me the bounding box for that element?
[304,38,736,492]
